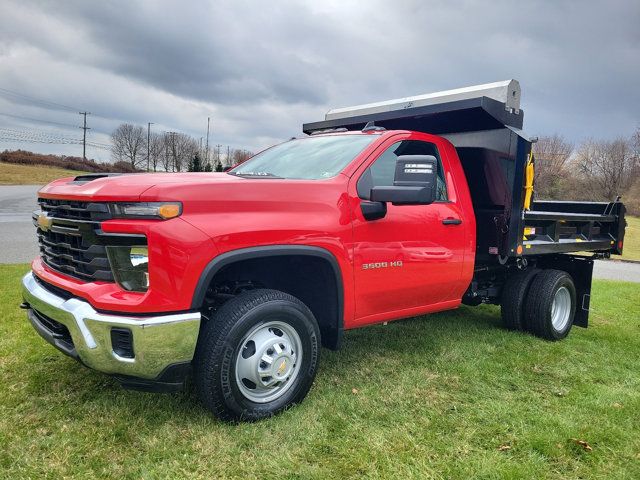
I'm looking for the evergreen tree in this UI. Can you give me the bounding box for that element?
[203,161,213,172]
[188,152,203,172]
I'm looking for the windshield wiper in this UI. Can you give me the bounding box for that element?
[230,171,283,178]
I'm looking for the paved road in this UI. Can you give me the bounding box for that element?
[0,185,40,263]
[1,185,640,283]
[592,259,640,283]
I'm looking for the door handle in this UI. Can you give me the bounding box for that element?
[442,217,462,225]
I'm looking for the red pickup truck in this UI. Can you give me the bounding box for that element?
[21,81,626,421]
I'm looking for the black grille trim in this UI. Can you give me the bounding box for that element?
[34,199,144,283]
[34,212,114,282]
[39,198,112,222]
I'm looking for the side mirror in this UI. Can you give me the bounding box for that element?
[370,155,437,205]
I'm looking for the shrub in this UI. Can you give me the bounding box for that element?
[0,150,140,173]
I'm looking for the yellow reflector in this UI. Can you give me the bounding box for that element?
[158,203,181,219]
[523,227,536,235]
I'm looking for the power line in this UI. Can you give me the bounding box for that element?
[0,112,79,129]
[0,127,110,151]
[0,87,79,113]
[0,127,80,141]
[0,133,111,151]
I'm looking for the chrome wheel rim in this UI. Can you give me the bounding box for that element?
[234,320,302,403]
[551,286,572,331]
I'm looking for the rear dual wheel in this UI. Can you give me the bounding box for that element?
[525,269,576,340]
[501,268,576,340]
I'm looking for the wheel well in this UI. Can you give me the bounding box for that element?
[196,252,343,350]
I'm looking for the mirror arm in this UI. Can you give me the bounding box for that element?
[360,200,387,221]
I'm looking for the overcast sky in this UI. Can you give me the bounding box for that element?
[0,0,638,162]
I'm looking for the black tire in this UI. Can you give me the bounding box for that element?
[500,268,540,330]
[194,289,320,421]
[524,269,576,341]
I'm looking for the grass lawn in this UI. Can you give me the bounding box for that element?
[0,162,85,185]
[1,264,639,479]
[620,215,640,262]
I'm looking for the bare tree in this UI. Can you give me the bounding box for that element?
[146,132,164,172]
[532,134,573,199]
[111,123,145,169]
[575,137,640,200]
[230,149,253,166]
[160,133,172,172]
[164,132,198,172]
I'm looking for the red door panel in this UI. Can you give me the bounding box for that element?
[349,134,467,325]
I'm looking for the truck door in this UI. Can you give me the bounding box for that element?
[350,136,466,324]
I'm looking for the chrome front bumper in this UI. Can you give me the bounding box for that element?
[21,272,201,380]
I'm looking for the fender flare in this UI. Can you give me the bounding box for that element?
[191,245,344,346]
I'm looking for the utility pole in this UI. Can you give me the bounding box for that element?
[147,122,154,172]
[205,117,210,167]
[226,145,230,168]
[215,143,222,170]
[79,112,91,160]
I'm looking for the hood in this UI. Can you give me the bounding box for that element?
[37,172,241,201]
[38,172,346,208]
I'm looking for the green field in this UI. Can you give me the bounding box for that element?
[1,264,639,479]
[620,215,640,262]
[0,162,85,185]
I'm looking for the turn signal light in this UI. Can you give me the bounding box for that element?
[158,203,181,219]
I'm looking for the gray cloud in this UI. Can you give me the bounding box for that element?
[0,0,638,161]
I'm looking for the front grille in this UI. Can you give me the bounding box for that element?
[35,198,114,282]
[39,198,112,221]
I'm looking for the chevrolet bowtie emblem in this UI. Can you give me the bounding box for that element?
[277,360,287,375]
[37,213,53,232]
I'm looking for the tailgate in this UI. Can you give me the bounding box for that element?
[520,200,626,256]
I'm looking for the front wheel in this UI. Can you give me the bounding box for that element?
[194,289,320,421]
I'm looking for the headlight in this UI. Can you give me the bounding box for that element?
[109,202,181,220]
[106,246,149,292]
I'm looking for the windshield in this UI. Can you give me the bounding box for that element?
[230,135,378,180]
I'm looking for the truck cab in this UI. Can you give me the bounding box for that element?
[21,80,626,421]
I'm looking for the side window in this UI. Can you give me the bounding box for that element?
[358,140,448,201]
